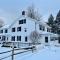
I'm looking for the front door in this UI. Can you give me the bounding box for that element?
[45,37,48,43]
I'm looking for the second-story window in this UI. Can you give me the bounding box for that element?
[12,27,15,32]
[0,30,3,33]
[17,27,21,31]
[5,29,8,33]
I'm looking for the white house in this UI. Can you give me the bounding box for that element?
[0,11,59,48]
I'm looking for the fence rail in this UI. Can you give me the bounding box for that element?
[0,46,36,60]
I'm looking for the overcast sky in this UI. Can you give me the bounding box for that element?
[0,0,60,25]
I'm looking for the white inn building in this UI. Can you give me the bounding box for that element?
[0,11,59,48]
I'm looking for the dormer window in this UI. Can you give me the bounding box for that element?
[22,11,25,15]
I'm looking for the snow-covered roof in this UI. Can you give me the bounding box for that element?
[25,16,51,28]
[0,25,10,29]
[0,15,50,29]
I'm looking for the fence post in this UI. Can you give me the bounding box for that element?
[12,42,14,60]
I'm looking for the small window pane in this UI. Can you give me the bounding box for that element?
[39,25,42,30]
[5,29,8,33]
[2,36,6,41]
[25,37,27,42]
[24,28,27,32]
[12,28,15,32]
[24,19,26,23]
[22,11,25,15]
[17,36,21,41]
[11,36,15,41]
[19,20,23,24]
[17,27,21,31]
[0,30,3,33]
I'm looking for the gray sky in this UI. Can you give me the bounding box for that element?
[0,0,60,25]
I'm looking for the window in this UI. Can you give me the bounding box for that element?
[23,19,26,23]
[17,36,21,41]
[12,28,15,32]
[58,39,60,43]
[5,29,8,33]
[45,37,48,43]
[22,11,25,15]
[47,28,50,32]
[25,37,27,42]
[58,37,60,43]
[39,25,45,31]
[50,37,54,41]
[11,36,15,41]
[19,19,26,24]
[2,36,6,41]
[17,27,21,31]
[0,30,3,33]
[19,20,23,24]
[24,28,27,32]
[7,37,8,40]
[43,26,45,31]
[39,25,42,30]
[0,36,1,39]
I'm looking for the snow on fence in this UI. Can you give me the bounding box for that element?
[0,46,36,60]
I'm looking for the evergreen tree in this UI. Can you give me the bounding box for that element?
[56,10,60,22]
[55,10,60,34]
[55,10,60,42]
[47,14,54,27]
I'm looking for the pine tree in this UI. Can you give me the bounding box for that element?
[56,10,60,22]
[47,14,54,27]
[55,10,60,34]
[55,10,60,42]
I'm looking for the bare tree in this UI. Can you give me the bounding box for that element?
[29,31,41,45]
[0,19,4,27]
[27,5,42,31]
[27,4,42,21]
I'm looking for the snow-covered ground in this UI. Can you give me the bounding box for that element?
[0,44,60,60]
